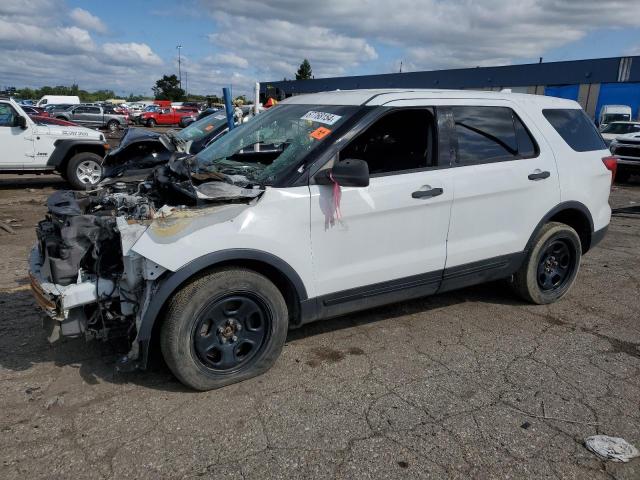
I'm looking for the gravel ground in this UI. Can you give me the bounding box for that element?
[1,170,639,479]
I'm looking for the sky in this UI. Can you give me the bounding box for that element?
[1,0,639,98]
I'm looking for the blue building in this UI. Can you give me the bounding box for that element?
[260,56,640,121]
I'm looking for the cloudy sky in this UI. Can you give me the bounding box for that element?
[1,0,639,97]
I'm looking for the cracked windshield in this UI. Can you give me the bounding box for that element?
[192,104,358,185]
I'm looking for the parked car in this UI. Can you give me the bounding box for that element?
[28,89,613,391]
[600,121,640,145]
[0,97,109,189]
[101,111,234,178]
[55,104,128,132]
[36,95,80,107]
[610,131,640,182]
[137,107,196,127]
[44,104,74,114]
[598,105,632,129]
[21,105,49,117]
[29,116,78,127]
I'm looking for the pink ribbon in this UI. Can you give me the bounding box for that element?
[329,172,342,221]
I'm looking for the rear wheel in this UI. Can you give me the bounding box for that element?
[161,267,288,391]
[146,118,156,127]
[65,152,103,190]
[512,222,581,304]
[106,120,119,132]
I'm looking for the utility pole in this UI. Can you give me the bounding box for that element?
[399,61,403,73]
[185,71,188,98]
[177,45,182,88]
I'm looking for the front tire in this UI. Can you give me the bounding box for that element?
[512,222,581,304]
[65,152,103,190]
[146,118,156,127]
[161,267,288,391]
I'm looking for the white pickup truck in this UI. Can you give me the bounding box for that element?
[0,97,110,189]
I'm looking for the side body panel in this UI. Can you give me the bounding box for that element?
[131,187,317,297]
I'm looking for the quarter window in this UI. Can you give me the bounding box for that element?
[452,106,537,165]
[542,109,607,152]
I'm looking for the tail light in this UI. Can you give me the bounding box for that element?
[602,156,617,185]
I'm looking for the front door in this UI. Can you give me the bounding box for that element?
[0,103,34,168]
[309,108,453,313]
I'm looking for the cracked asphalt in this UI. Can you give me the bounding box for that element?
[1,174,639,479]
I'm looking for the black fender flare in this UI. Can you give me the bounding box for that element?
[136,249,309,344]
[524,201,594,253]
[46,139,107,169]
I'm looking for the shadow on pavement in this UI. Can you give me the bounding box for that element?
[0,281,523,392]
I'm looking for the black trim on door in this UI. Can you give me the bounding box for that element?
[297,251,526,326]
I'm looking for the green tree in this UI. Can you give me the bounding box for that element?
[295,59,313,80]
[152,74,185,101]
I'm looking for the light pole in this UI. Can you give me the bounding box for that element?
[177,45,182,89]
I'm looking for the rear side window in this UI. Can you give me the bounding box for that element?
[452,106,537,165]
[542,109,606,152]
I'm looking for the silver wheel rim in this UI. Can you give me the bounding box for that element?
[76,160,102,185]
[108,122,118,132]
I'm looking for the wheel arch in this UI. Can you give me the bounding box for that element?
[136,249,308,368]
[47,140,106,173]
[526,201,594,254]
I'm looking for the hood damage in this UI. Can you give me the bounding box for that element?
[30,163,263,365]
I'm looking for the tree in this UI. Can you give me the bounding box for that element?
[295,59,313,80]
[152,74,185,101]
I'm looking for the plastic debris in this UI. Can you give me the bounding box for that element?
[585,435,640,462]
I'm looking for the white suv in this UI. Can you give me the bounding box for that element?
[0,98,109,189]
[29,89,613,390]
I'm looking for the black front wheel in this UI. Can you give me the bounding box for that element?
[512,222,581,304]
[161,267,288,391]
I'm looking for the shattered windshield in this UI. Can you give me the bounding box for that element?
[176,112,228,141]
[192,104,358,185]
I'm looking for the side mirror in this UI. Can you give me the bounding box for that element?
[15,116,27,129]
[315,158,369,187]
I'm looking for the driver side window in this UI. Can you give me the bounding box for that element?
[0,104,18,127]
[339,108,437,175]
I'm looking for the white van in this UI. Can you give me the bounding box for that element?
[598,105,632,129]
[36,95,81,107]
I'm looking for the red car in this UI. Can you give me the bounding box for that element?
[138,107,197,127]
[22,105,49,117]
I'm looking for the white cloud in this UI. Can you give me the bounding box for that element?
[202,0,640,75]
[70,7,107,34]
[102,42,163,66]
[0,0,164,95]
[208,53,250,69]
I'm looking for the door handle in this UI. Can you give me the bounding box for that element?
[528,170,550,181]
[412,187,443,199]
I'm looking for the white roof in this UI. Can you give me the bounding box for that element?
[281,88,580,108]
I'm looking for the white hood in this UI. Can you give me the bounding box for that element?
[38,123,103,141]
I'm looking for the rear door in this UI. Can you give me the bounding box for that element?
[83,106,102,126]
[441,102,560,286]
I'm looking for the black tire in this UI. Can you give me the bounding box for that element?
[106,120,119,132]
[65,152,103,190]
[161,267,288,391]
[146,118,156,127]
[512,222,581,304]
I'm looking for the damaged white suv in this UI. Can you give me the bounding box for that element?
[29,89,613,390]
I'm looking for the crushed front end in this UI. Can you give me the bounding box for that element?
[30,186,166,356]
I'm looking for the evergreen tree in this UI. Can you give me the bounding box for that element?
[295,59,313,80]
